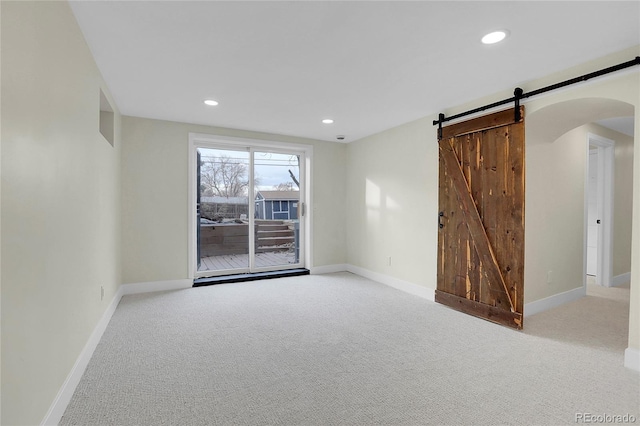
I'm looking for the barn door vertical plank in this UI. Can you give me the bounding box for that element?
[458,135,472,299]
[492,127,512,312]
[509,121,525,315]
[437,151,447,292]
[438,143,457,296]
[477,129,496,307]
[454,135,474,299]
[450,137,469,299]
[467,133,483,302]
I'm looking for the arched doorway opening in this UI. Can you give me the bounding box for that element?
[524,96,635,360]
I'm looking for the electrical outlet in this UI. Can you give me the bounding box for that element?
[101,286,104,301]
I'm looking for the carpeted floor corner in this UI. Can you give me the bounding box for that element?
[60,272,639,425]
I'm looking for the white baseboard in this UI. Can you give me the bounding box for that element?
[121,279,192,295]
[624,347,640,372]
[346,264,435,301]
[309,264,348,275]
[41,279,191,425]
[524,286,586,317]
[41,286,125,426]
[611,272,631,287]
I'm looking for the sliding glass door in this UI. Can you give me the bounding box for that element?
[194,142,305,277]
[197,146,251,272]
[253,151,301,269]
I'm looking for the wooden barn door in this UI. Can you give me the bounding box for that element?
[436,107,525,329]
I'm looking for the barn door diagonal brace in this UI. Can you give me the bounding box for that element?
[438,138,516,313]
[433,56,640,137]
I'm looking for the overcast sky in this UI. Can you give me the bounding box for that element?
[199,148,299,192]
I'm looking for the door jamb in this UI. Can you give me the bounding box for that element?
[584,133,615,287]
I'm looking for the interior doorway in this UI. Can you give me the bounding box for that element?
[585,133,614,287]
[526,97,635,370]
[586,148,599,276]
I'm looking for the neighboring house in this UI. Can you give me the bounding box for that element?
[255,190,299,220]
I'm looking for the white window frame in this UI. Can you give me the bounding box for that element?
[272,200,291,220]
[188,133,312,279]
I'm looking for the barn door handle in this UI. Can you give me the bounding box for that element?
[438,211,444,229]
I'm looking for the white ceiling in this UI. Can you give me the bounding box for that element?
[69,1,640,143]
[596,117,635,137]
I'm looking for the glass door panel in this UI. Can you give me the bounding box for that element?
[197,147,250,273]
[253,151,302,269]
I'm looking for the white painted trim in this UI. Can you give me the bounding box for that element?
[586,133,615,287]
[611,272,631,287]
[188,133,313,279]
[41,286,125,426]
[524,286,586,317]
[624,347,640,372]
[249,150,256,270]
[346,264,435,301]
[310,264,348,275]
[189,132,314,152]
[41,278,194,424]
[582,145,590,290]
[187,138,198,280]
[121,279,192,295]
[586,150,599,277]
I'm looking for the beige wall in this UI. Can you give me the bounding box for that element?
[121,117,346,284]
[1,2,122,425]
[346,117,439,288]
[524,122,634,303]
[632,94,640,351]
[525,126,587,301]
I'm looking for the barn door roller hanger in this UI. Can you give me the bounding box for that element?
[433,56,640,140]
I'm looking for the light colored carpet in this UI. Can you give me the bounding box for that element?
[61,272,639,425]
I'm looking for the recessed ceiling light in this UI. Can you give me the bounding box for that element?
[322,119,334,124]
[481,30,508,45]
[204,99,219,106]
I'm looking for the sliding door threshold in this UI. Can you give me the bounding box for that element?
[193,268,309,287]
